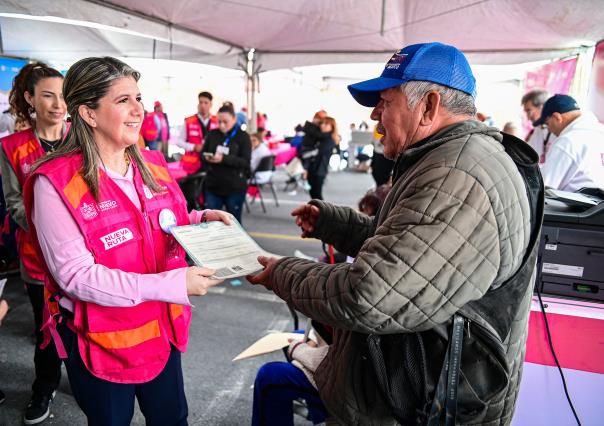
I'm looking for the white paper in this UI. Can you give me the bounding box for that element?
[171,220,275,279]
[232,332,303,361]
[0,278,6,298]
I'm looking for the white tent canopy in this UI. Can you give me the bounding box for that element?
[1,0,604,69]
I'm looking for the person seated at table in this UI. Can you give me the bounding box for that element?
[202,104,252,223]
[250,132,272,183]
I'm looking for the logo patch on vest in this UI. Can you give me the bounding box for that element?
[100,228,134,250]
[143,185,154,199]
[80,202,98,220]
[98,200,118,212]
[21,163,31,175]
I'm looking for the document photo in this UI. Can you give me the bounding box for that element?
[171,220,278,279]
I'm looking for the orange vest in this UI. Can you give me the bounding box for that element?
[182,114,218,174]
[23,150,191,383]
[2,129,48,281]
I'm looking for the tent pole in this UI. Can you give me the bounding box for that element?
[380,0,386,36]
[245,48,257,133]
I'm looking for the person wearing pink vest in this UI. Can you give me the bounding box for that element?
[23,57,230,426]
[0,62,67,425]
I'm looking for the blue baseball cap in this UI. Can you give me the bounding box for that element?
[348,42,476,107]
[533,94,580,126]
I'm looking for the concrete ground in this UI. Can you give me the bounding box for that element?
[0,167,375,426]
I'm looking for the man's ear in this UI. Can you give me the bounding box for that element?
[78,105,96,128]
[420,91,440,126]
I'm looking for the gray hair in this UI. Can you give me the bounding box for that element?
[521,89,548,107]
[401,81,477,116]
[34,57,162,201]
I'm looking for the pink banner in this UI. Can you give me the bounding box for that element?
[587,40,604,123]
[522,57,578,132]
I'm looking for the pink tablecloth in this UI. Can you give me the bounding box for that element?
[270,143,297,166]
[167,161,187,181]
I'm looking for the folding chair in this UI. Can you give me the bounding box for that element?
[245,155,279,213]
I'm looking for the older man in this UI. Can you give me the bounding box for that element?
[250,42,542,425]
[535,94,604,191]
[522,89,555,163]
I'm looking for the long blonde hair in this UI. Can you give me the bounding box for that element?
[33,57,162,201]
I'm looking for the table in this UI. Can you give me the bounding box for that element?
[270,143,297,166]
[512,296,604,425]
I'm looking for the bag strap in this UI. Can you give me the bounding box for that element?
[427,315,464,426]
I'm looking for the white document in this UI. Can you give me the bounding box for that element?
[0,278,6,298]
[171,220,275,279]
[232,332,303,361]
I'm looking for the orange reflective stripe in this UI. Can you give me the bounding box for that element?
[87,319,161,350]
[12,138,38,165]
[22,241,37,256]
[63,173,89,209]
[44,287,60,316]
[170,304,183,319]
[147,162,172,183]
[181,154,197,163]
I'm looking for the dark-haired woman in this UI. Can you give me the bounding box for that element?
[201,105,252,223]
[0,62,66,425]
[22,57,231,425]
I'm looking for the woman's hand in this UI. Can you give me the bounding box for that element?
[290,203,320,238]
[186,266,223,296]
[206,152,223,163]
[204,209,233,225]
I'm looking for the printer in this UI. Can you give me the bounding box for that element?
[536,188,604,303]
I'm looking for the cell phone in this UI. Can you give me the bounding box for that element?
[203,152,214,159]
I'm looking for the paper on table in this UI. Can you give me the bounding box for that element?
[232,332,304,361]
[171,219,279,279]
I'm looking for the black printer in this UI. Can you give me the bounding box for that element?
[536,188,604,303]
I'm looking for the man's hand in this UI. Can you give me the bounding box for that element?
[186,266,223,296]
[247,256,279,291]
[291,204,320,238]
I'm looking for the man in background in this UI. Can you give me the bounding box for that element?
[536,94,604,191]
[522,89,556,163]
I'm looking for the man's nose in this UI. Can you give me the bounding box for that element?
[370,107,381,121]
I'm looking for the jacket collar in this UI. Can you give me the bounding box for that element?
[392,120,502,183]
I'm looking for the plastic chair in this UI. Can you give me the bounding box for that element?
[245,155,279,213]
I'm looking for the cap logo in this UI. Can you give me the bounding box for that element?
[386,50,408,70]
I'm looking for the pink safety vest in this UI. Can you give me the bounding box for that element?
[23,150,191,384]
[182,114,218,174]
[2,128,58,281]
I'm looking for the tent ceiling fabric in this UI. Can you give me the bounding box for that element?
[1,0,604,69]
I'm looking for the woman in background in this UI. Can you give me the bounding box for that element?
[0,62,66,425]
[305,116,338,200]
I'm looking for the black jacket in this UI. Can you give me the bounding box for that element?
[298,121,336,177]
[201,127,252,196]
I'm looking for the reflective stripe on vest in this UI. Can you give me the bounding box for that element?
[1,129,47,280]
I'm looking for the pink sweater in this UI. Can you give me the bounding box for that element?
[31,164,199,312]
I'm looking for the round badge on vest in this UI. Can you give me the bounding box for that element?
[159,209,177,234]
